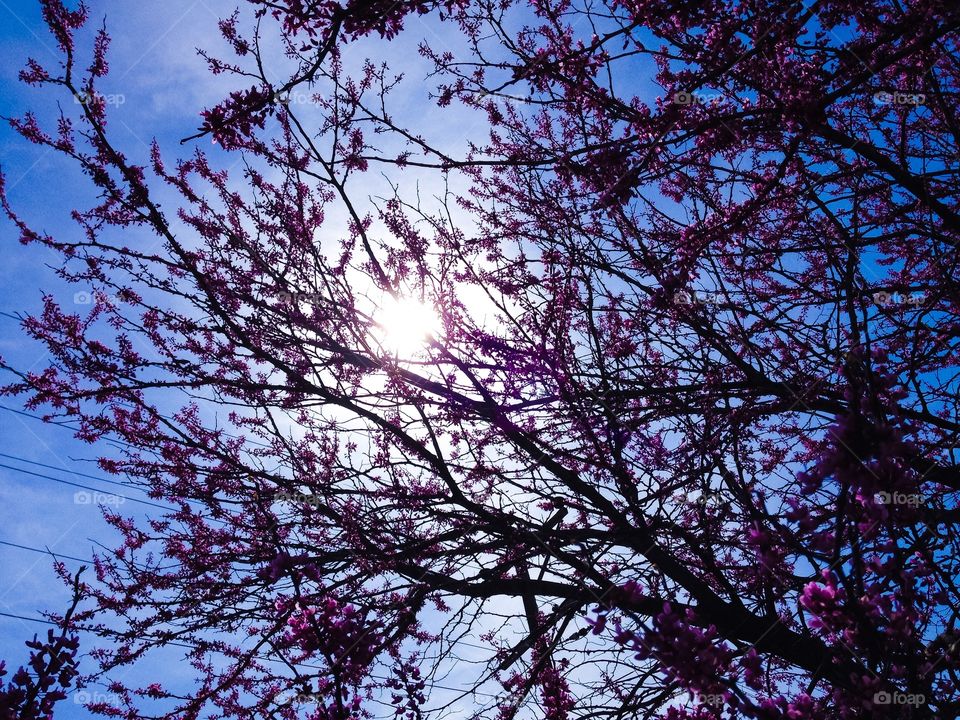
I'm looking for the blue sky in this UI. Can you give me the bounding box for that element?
[3,0,950,717]
[0,1,878,716]
[0,2,263,716]
[0,0,745,713]
[0,2,525,716]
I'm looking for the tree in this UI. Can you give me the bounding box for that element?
[0,568,83,720]
[2,0,960,717]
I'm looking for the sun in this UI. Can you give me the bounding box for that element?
[374,295,441,357]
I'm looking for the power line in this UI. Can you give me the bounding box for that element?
[0,402,83,432]
[0,396,505,678]
[0,538,90,564]
[0,391,303,456]
[0,451,140,490]
[0,535,499,655]
[0,398,276,452]
[0,610,67,625]
[0,540,506,664]
[0,611,500,699]
[0,461,174,510]
[0,523,504,660]
[0,406,172,500]
[0,457,506,658]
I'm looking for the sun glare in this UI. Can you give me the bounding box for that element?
[374,295,441,357]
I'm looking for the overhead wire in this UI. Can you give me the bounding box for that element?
[0,374,506,672]
[0,450,142,490]
[0,610,501,699]
[0,461,174,510]
[0,538,90,564]
[0,536,500,657]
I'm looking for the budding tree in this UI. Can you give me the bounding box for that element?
[0,569,83,720]
[2,0,960,718]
